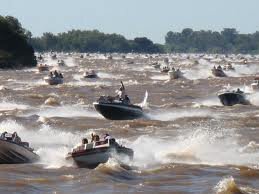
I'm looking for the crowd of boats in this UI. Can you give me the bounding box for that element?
[1,52,259,168]
[0,131,132,168]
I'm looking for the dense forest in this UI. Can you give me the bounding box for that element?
[30,30,163,53]
[165,28,259,54]
[31,28,259,54]
[0,16,36,68]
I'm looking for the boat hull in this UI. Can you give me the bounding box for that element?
[212,69,226,77]
[168,71,183,79]
[67,147,133,168]
[83,74,98,79]
[218,92,249,106]
[44,77,63,85]
[0,139,39,164]
[93,102,143,120]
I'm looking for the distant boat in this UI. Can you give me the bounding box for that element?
[212,66,227,77]
[82,70,98,79]
[44,72,64,85]
[251,77,259,91]
[168,68,183,79]
[37,64,49,72]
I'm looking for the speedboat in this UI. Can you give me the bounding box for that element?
[51,54,57,60]
[93,96,143,120]
[168,69,183,79]
[66,138,133,168]
[37,64,49,72]
[151,62,160,69]
[160,65,170,73]
[44,76,63,85]
[0,132,39,164]
[83,70,98,79]
[251,77,259,91]
[218,89,250,106]
[212,67,227,77]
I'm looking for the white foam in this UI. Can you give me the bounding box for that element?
[150,74,169,81]
[147,108,214,121]
[127,127,259,169]
[31,105,101,118]
[0,120,93,168]
[0,100,29,111]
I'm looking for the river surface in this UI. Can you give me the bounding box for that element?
[0,53,259,194]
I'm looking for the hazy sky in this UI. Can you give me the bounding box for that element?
[1,0,259,43]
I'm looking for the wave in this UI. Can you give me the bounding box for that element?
[26,104,101,118]
[125,126,259,169]
[146,108,215,121]
[0,99,30,111]
[214,176,259,194]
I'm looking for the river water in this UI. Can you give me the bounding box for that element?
[0,53,259,194]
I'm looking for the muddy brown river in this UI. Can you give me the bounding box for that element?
[0,53,259,194]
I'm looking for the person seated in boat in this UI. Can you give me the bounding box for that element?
[12,132,21,143]
[54,70,59,78]
[236,88,243,93]
[49,71,53,78]
[217,65,222,70]
[171,67,175,71]
[0,131,7,139]
[59,73,63,78]
[91,133,100,142]
[82,138,88,145]
[123,95,131,104]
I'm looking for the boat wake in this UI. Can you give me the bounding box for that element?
[125,126,259,170]
[146,108,215,121]
[26,104,101,118]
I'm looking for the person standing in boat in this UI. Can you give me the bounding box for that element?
[116,81,131,104]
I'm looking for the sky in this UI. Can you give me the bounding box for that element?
[1,0,259,43]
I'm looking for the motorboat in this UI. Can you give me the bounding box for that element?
[0,132,39,164]
[44,72,64,85]
[37,64,49,72]
[82,70,98,79]
[218,89,250,106]
[251,77,259,91]
[93,96,143,120]
[223,63,235,71]
[51,54,57,60]
[160,65,170,73]
[212,66,227,77]
[66,138,134,168]
[57,60,65,66]
[151,62,160,69]
[168,68,183,79]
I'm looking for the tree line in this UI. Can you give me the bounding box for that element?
[0,16,36,68]
[29,30,163,53]
[165,28,259,54]
[31,28,259,54]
